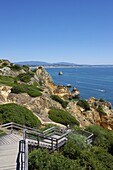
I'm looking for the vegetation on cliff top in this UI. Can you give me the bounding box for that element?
[0,103,41,128]
[17,72,34,83]
[0,75,15,86]
[96,106,107,115]
[11,84,42,97]
[48,107,79,126]
[77,99,90,111]
[51,95,68,108]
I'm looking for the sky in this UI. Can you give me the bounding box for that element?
[0,0,113,64]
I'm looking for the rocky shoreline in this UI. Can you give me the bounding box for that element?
[0,59,113,130]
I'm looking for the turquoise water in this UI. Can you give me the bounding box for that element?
[46,67,113,105]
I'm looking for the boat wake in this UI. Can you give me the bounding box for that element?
[95,89,105,92]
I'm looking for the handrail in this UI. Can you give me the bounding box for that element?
[1,122,42,133]
[16,140,25,170]
[43,126,56,134]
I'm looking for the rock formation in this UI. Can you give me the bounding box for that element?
[0,59,113,130]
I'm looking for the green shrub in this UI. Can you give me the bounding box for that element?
[0,103,41,128]
[17,72,34,83]
[48,107,79,126]
[63,138,81,159]
[38,66,43,69]
[22,65,29,71]
[10,64,22,71]
[1,62,8,67]
[29,149,82,170]
[0,75,15,86]
[96,106,107,115]
[99,98,105,102]
[27,86,42,97]
[85,125,113,151]
[51,95,68,108]
[77,100,90,111]
[11,84,42,97]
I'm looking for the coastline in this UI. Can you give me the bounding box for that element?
[30,65,113,69]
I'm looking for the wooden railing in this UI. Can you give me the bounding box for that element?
[0,122,94,170]
[0,122,42,135]
[17,140,25,170]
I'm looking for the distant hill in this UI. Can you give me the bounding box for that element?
[14,61,113,67]
[14,61,50,66]
[14,61,79,67]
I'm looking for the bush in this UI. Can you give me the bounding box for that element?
[99,98,105,102]
[11,84,42,97]
[0,103,41,128]
[0,75,15,86]
[51,95,68,108]
[17,72,34,83]
[48,107,79,126]
[77,100,90,111]
[29,149,82,170]
[10,64,22,71]
[63,137,84,160]
[85,125,113,152]
[96,106,107,115]
[22,65,29,71]
[1,62,8,67]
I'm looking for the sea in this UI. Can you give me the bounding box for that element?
[45,67,113,106]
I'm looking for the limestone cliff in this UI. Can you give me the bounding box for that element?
[67,97,113,130]
[0,60,113,130]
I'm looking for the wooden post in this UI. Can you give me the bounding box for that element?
[11,122,13,133]
[23,129,28,170]
[56,139,58,150]
[51,137,53,150]
[37,135,39,149]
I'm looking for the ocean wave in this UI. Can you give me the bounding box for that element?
[76,81,111,87]
[95,89,105,92]
[77,85,105,93]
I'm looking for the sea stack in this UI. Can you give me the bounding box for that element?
[58,71,63,75]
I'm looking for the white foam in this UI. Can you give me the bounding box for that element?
[95,89,105,92]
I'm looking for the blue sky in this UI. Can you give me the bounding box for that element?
[0,0,113,64]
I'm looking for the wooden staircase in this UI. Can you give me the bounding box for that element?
[0,133,22,170]
[0,122,93,170]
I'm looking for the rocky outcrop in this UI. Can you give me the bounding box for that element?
[33,67,80,99]
[53,85,71,99]
[34,67,53,86]
[0,66,26,77]
[67,97,113,130]
[71,87,80,99]
[7,92,62,123]
[53,85,80,100]
[0,86,11,102]
[7,93,33,105]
